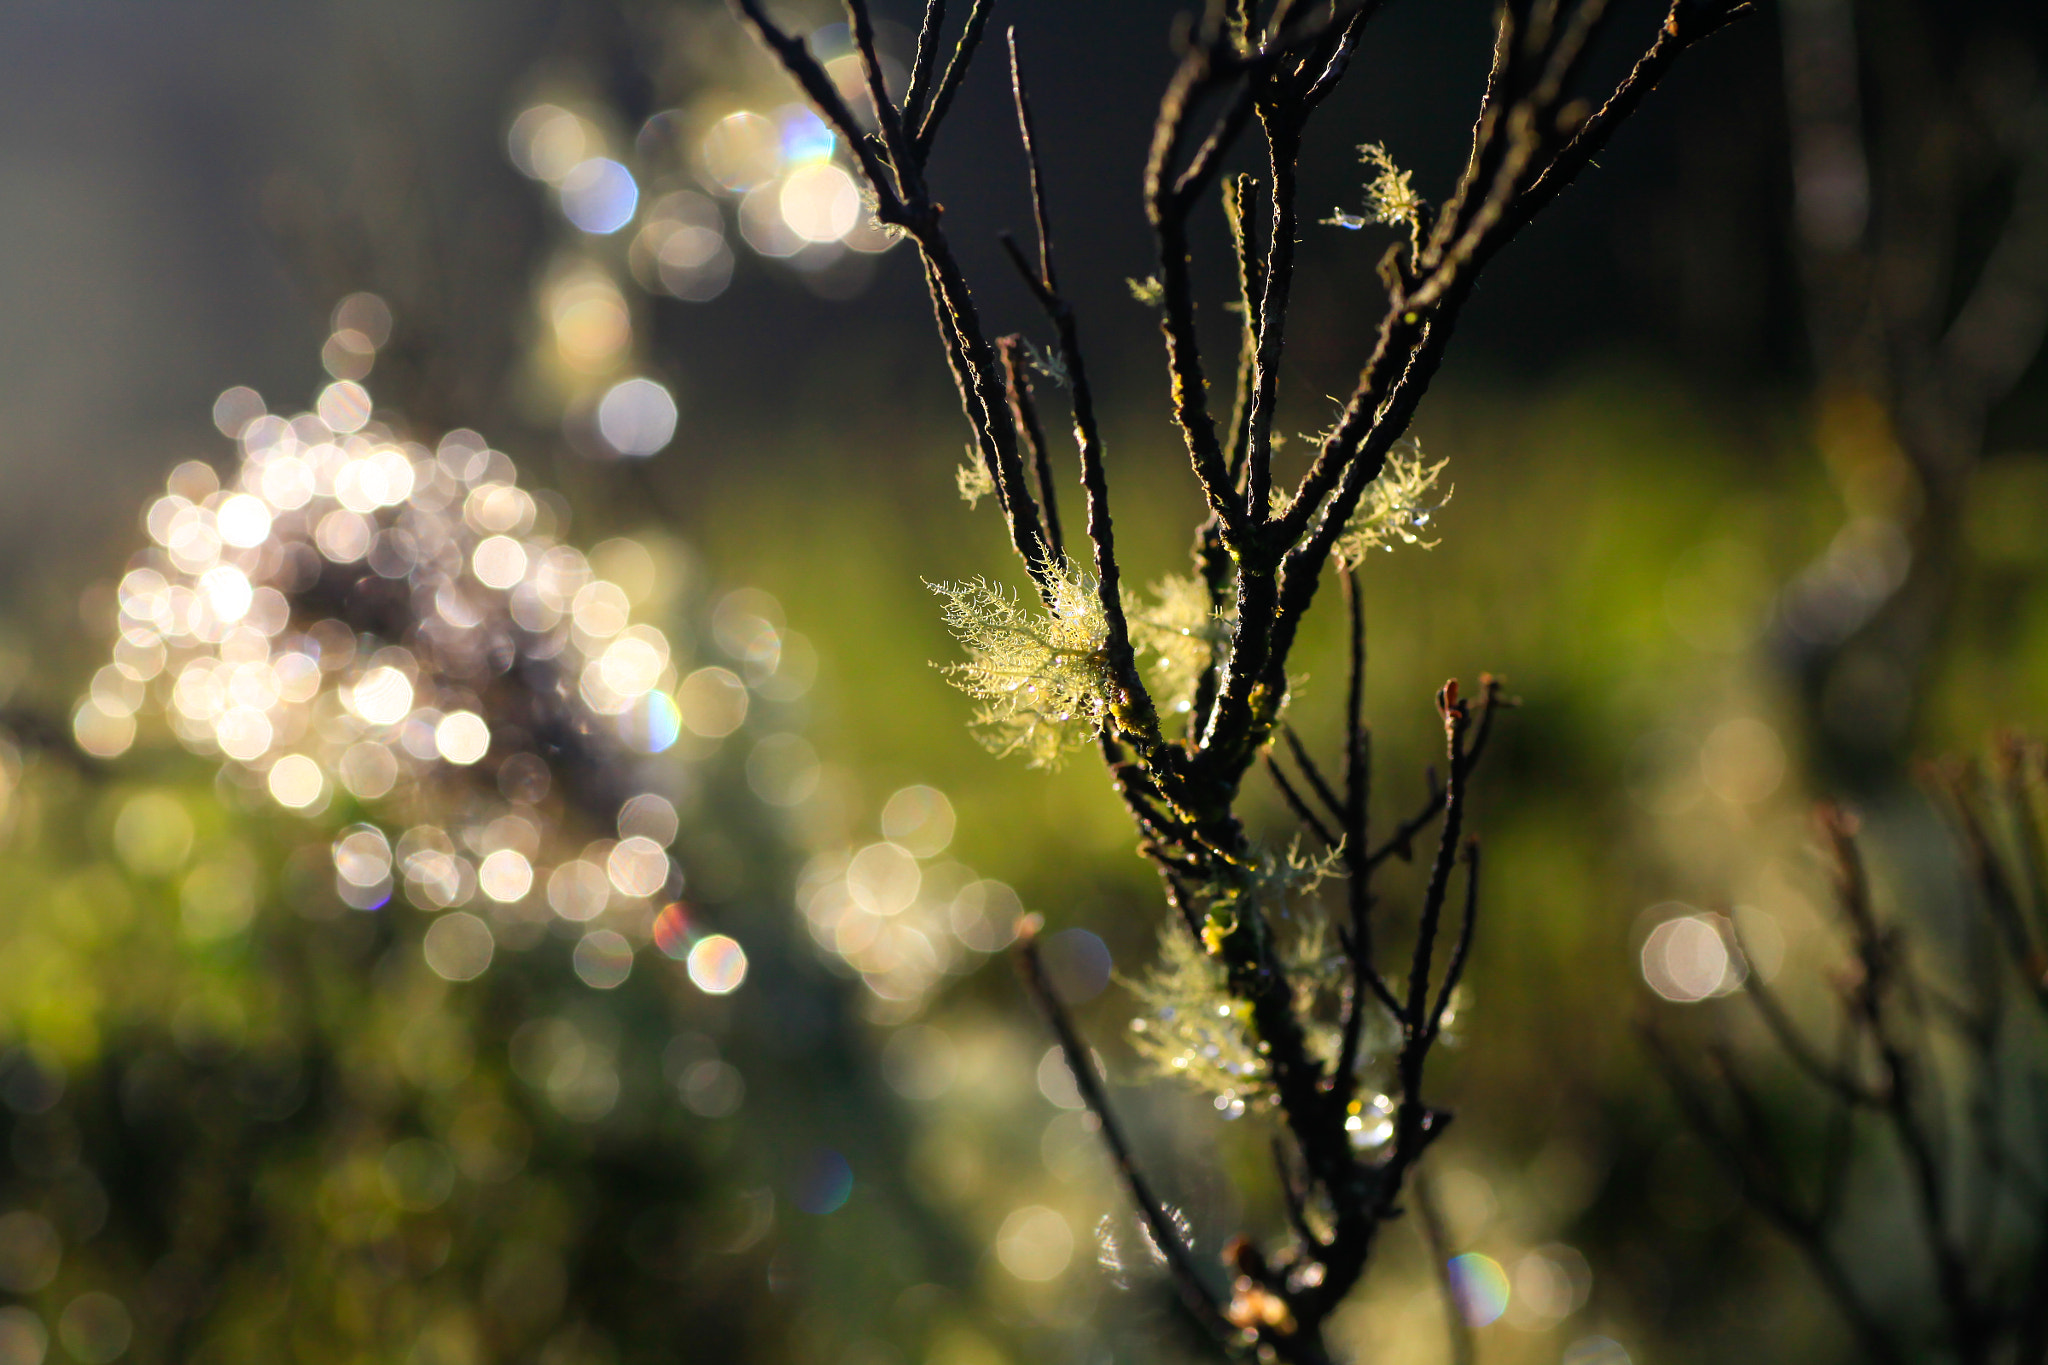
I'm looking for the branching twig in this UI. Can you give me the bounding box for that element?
[729,0,1744,1352]
[1656,774,2048,1365]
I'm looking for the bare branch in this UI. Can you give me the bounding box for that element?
[1281,725,1345,828]
[1007,31,1057,296]
[1429,839,1480,1043]
[1242,102,1305,523]
[998,336,1064,564]
[844,0,916,197]
[1404,683,1473,1033]
[1265,751,1339,848]
[731,0,907,216]
[1413,1169,1475,1365]
[903,0,948,130]
[1365,681,1506,873]
[1016,927,1229,1337]
[913,0,995,160]
[1733,925,1887,1109]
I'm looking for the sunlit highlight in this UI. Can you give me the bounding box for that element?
[1448,1253,1510,1327]
[686,934,748,994]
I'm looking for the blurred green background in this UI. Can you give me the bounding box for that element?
[0,1,2043,1363]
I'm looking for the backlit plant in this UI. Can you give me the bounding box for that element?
[726,0,1753,1359]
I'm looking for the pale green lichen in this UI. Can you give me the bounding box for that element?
[955,450,995,508]
[1022,337,1069,389]
[1125,842,1383,1110]
[930,561,1113,767]
[1127,575,1231,720]
[1359,142,1424,230]
[1323,142,1424,234]
[1332,441,1451,568]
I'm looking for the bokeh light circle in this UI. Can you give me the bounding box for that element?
[686,934,747,994]
[433,710,491,765]
[55,1293,130,1365]
[996,1206,1073,1282]
[595,378,678,458]
[267,753,325,809]
[1641,910,1744,1002]
[1448,1253,1510,1327]
[559,157,640,234]
[478,849,534,903]
[423,912,495,982]
[779,162,861,243]
[573,929,635,990]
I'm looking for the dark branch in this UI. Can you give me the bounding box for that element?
[998,336,1064,564]
[913,0,995,161]
[1015,927,1229,1337]
[1281,725,1345,828]
[1265,751,1338,847]
[1429,839,1480,1043]
[903,0,948,131]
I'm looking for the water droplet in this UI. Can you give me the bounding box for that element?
[1345,1093,1395,1150]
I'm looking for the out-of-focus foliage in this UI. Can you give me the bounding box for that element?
[0,368,1009,1364]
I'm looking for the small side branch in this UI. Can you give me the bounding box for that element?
[1281,725,1346,828]
[1015,927,1229,1337]
[1365,680,1506,872]
[1265,751,1339,848]
[1413,1168,1475,1365]
[998,336,1064,563]
[732,0,906,216]
[1429,839,1480,1043]
[912,0,995,160]
[903,0,948,131]
[1403,683,1474,1033]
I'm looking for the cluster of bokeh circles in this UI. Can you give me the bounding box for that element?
[70,309,759,997]
[794,783,1024,1020]
[67,296,1033,1021]
[509,86,897,308]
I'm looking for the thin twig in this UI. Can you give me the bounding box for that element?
[998,336,1064,563]
[1282,725,1345,827]
[1265,751,1339,848]
[1272,1134,1327,1252]
[1822,808,1988,1363]
[731,0,905,217]
[844,0,916,197]
[1015,928,1229,1336]
[1332,566,1376,1107]
[913,0,995,160]
[1404,684,1473,1032]
[1007,31,1057,296]
[1734,928,1886,1108]
[1430,839,1480,1043]
[1413,1168,1475,1365]
[903,0,948,130]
